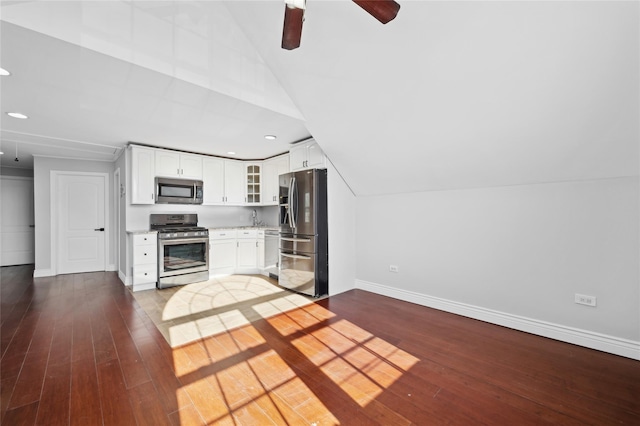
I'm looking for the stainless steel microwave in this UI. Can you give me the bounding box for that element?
[155,177,203,204]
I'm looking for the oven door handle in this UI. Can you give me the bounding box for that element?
[159,237,209,245]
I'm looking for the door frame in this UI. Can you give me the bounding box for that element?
[50,171,110,276]
[114,167,122,277]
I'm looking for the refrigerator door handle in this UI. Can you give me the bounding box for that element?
[281,237,311,243]
[287,177,293,228]
[281,252,311,260]
[289,177,297,229]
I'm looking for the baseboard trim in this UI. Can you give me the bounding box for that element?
[33,269,54,278]
[355,279,640,361]
[119,271,131,286]
[132,282,155,292]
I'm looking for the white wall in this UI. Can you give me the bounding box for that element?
[0,167,33,178]
[33,156,115,276]
[327,161,357,296]
[356,177,639,358]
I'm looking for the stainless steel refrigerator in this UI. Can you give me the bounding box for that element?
[278,169,328,297]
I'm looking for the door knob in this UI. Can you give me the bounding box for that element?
[94,228,105,231]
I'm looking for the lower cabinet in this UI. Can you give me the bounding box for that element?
[132,233,157,291]
[209,230,237,275]
[236,229,258,273]
[209,228,270,277]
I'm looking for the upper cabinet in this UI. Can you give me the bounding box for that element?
[202,158,245,205]
[289,139,326,171]
[245,163,261,205]
[155,149,203,179]
[130,144,292,206]
[130,145,156,205]
[224,160,246,205]
[202,157,224,205]
[262,155,289,205]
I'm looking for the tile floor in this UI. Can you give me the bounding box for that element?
[131,275,319,347]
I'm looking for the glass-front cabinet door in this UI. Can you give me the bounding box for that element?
[246,164,261,204]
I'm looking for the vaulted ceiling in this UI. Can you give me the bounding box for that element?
[1,1,637,196]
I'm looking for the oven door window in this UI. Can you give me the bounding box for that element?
[162,241,207,274]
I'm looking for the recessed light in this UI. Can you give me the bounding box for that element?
[0,151,4,155]
[7,112,28,119]
[0,68,10,76]
[264,135,277,140]
[227,151,236,155]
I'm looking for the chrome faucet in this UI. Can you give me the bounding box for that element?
[252,209,258,227]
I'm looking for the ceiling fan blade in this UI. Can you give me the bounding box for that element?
[353,0,400,24]
[282,5,304,50]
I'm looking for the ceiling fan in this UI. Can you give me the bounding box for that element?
[282,0,401,50]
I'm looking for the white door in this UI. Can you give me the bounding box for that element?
[57,174,106,274]
[0,177,35,266]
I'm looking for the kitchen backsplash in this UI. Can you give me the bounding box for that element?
[127,203,279,230]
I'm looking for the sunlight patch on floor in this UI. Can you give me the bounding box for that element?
[131,275,316,347]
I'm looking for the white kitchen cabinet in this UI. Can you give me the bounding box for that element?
[262,154,289,205]
[245,163,262,205]
[202,158,246,205]
[155,149,203,179]
[130,145,156,204]
[202,157,225,205]
[132,233,157,291]
[224,160,246,205]
[209,229,237,275]
[236,229,258,270]
[209,228,273,276]
[289,139,326,171]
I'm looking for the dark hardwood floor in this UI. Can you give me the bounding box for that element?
[1,264,638,425]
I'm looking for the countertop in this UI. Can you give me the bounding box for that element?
[207,226,278,231]
[126,227,278,234]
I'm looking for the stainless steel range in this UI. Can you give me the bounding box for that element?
[150,213,209,289]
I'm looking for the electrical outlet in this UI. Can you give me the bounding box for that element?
[389,265,399,273]
[575,293,597,307]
